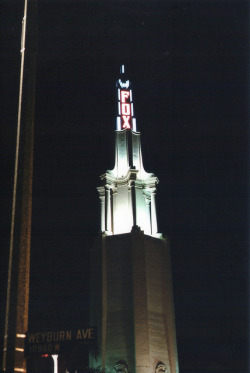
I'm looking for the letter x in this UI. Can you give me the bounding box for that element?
[122,115,131,129]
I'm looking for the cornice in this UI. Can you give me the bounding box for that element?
[99,169,159,189]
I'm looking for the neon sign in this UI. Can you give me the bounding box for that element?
[116,66,137,131]
[120,90,131,129]
[118,79,130,89]
[117,89,134,130]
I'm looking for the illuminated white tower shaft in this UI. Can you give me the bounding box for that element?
[98,66,159,237]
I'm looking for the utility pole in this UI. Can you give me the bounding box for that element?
[2,0,37,372]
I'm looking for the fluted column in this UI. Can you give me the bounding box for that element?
[100,192,105,233]
[130,182,137,227]
[145,195,151,235]
[105,187,112,233]
[151,189,158,235]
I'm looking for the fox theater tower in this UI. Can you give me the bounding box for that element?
[89,66,179,373]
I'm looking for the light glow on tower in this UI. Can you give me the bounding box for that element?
[99,66,161,237]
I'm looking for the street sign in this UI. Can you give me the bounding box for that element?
[25,327,97,356]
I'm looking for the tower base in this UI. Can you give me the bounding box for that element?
[89,228,179,373]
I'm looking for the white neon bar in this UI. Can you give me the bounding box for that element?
[132,118,137,131]
[116,117,121,131]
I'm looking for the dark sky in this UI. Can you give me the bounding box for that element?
[0,1,249,372]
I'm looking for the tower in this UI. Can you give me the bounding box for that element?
[97,66,159,237]
[90,66,179,373]
[2,1,37,372]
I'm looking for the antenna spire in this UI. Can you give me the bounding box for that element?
[120,65,125,74]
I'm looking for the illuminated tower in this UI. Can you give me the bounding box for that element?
[2,1,37,372]
[90,66,179,373]
[97,65,159,237]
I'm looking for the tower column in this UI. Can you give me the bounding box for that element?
[99,190,105,233]
[151,189,158,235]
[105,187,112,233]
[130,182,137,227]
[145,195,151,235]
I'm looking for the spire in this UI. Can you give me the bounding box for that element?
[97,67,160,237]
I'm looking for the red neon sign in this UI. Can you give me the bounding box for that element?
[120,90,131,129]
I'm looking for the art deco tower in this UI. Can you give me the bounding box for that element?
[90,66,179,373]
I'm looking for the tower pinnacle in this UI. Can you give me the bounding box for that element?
[98,68,160,236]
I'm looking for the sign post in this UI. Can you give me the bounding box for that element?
[52,355,58,373]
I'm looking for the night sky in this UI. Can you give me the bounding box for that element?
[0,1,248,372]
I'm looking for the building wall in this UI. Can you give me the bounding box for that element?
[89,230,179,373]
